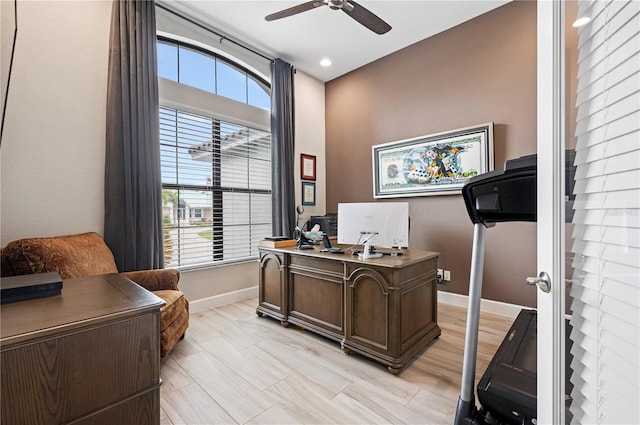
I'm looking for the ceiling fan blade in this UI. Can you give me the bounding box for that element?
[342,1,391,35]
[265,1,325,22]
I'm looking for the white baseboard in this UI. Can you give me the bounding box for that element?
[437,290,530,318]
[189,286,258,314]
[189,286,527,317]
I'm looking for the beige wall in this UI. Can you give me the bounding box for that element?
[294,71,327,219]
[325,1,539,307]
[1,0,111,243]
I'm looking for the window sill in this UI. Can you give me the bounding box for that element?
[172,256,258,273]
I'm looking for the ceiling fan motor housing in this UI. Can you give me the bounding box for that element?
[328,0,349,11]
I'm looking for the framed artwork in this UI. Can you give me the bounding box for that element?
[372,123,494,198]
[300,153,316,181]
[302,182,316,205]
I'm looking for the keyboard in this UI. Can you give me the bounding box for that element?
[320,248,344,254]
[375,250,403,256]
[352,249,403,256]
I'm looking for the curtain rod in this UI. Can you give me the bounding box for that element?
[155,3,274,63]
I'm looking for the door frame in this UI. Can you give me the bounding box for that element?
[536,1,567,423]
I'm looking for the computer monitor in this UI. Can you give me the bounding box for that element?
[337,202,409,249]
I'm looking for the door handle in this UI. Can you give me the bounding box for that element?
[526,271,551,293]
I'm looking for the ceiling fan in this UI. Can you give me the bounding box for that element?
[265,0,392,35]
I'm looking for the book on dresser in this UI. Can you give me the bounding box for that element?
[0,272,63,304]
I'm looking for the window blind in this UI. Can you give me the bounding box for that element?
[570,1,640,424]
[160,106,272,268]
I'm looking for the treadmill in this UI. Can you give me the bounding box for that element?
[454,154,573,425]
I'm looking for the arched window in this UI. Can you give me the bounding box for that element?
[157,37,271,268]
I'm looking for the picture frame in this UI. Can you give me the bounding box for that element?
[300,153,316,181]
[302,181,316,205]
[372,123,494,198]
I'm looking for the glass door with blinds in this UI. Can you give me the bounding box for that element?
[538,1,639,424]
[568,1,639,424]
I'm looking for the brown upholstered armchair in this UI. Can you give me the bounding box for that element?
[1,232,188,356]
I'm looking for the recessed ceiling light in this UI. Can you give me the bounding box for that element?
[572,16,591,27]
[320,58,332,67]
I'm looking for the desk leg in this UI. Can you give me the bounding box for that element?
[340,339,351,354]
[387,366,401,375]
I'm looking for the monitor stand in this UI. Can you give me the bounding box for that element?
[358,240,383,260]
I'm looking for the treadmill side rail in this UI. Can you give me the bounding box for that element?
[454,223,488,425]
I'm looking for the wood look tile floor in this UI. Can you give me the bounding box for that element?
[160,298,514,425]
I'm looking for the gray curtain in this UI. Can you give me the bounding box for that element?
[104,0,164,271]
[270,59,296,237]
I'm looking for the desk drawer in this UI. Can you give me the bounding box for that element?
[1,313,160,424]
[288,266,343,340]
[290,255,344,276]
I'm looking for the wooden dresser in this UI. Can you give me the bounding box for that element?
[258,246,441,374]
[1,273,165,425]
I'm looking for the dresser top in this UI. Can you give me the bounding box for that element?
[1,273,164,345]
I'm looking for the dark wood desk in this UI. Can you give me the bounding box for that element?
[258,246,441,374]
[1,273,165,424]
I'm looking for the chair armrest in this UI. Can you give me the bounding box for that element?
[121,269,180,291]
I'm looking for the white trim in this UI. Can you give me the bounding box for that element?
[189,286,259,314]
[537,1,566,423]
[437,290,525,319]
[189,287,525,317]
[159,78,270,131]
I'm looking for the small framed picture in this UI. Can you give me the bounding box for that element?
[302,181,316,205]
[300,153,316,181]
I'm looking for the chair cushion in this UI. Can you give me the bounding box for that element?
[154,289,188,331]
[1,232,118,279]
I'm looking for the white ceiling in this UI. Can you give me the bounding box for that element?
[171,1,511,82]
